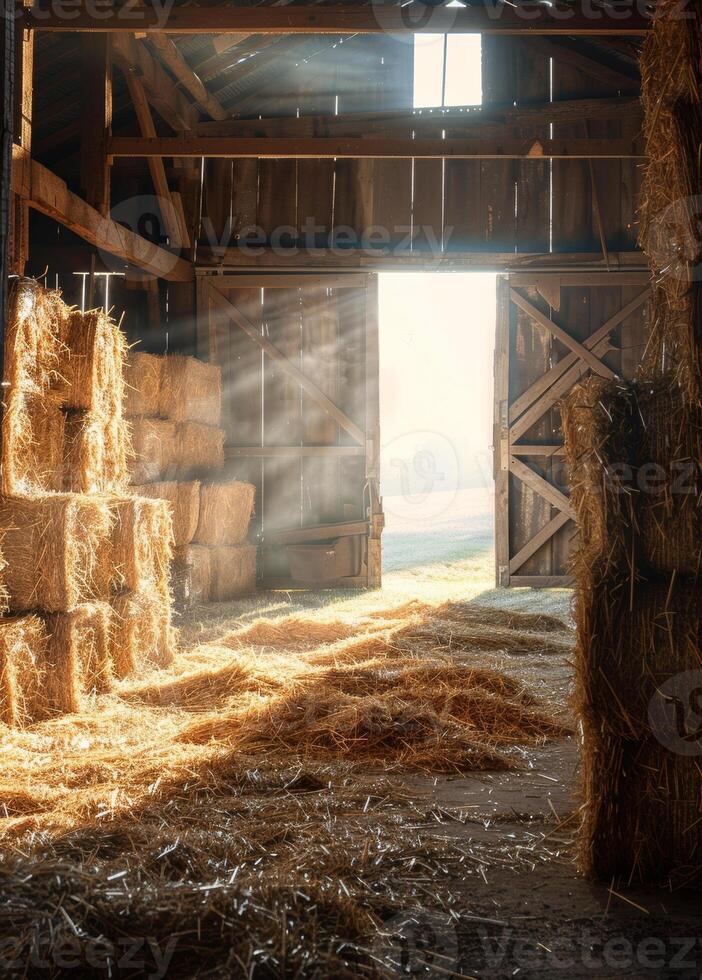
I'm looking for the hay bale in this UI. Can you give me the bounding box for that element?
[175,544,211,604]
[634,383,702,576]
[561,377,638,570]
[63,411,130,494]
[210,544,257,601]
[159,354,222,426]
[563,377,702,576]
[4,278,66,393]
[195,479,255,547]
[638,0,702,396]
[110,591,175,679]
[0,615,49,727]
[131,480,200,547]
[124,352,163,418]
[176,422,225,480]
[129,418,178,484]
[0,494,113,612]
[56,309,126,417]
[108,496,173,596]
[1,389,65,495]
[41,603,113,717]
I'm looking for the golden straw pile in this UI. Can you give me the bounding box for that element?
[562,1,702,890]
[0,593,572,972]
[0,597,573,837]
[0,280,176,727]
[127,351,257,604]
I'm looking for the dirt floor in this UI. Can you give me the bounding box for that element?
[3,492,701,978]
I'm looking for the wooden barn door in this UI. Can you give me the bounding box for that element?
[494,272,651,588]
[197,272,382,588]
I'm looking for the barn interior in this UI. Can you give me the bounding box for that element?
[1,1,702,977]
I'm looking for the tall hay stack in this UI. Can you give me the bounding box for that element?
[124,351,256,602]
[565,3,702,887]
[0,283,177,723]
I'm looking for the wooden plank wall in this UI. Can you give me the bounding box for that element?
[199,38,641,260]
[213,281,370,579]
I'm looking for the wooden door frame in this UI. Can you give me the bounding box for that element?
[494,271,651,588]
[196,270,382,587]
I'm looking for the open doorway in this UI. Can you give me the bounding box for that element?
[379,272,496,595]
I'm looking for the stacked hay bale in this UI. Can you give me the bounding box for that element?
[125,353,226,482]
[0,280,175,726]
[126,352,256,603]
[564,3,702,889]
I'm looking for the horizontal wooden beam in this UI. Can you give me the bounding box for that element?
[264,521,369,546]
[196,97,642,139]
[509,575,574,589]
[110,136,643,160]
[27,3,652,35]
[11,151,193,282]
[197,246,646,272]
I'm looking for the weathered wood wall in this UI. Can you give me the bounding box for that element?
[200,274,378,583]
[495,273,651,587]
[199,36,643,261]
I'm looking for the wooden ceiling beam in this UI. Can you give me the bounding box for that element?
[109,135,644,160]
[27,3,652,35]
[145,34,229,122]
[11,151,193,281]
[112,34,198,131]
[196,97,642,139]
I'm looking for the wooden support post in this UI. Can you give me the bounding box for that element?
[10,24,32,275]
[80,34,112,216]
[1,0,15,347]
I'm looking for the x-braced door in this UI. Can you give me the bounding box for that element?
[494,271,651,588]
[197,272,383,588]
